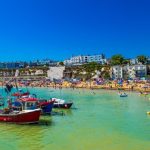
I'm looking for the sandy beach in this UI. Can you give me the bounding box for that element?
[1,79,150,93]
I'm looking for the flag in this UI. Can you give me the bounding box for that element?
[5,84,13,93]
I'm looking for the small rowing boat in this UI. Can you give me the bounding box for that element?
[118,93,128,97]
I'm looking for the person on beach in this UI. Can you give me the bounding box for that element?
[131,86,134,91]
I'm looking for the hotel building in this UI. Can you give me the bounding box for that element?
[64,54,106,66]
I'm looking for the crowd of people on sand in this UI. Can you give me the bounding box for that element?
[0,78,150,93]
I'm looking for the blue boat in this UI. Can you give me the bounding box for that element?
[38,99,54,115]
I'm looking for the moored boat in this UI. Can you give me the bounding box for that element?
[53,102,73,109]
[38,99,54,114]
[118,93,128,97]
[15,97,54,115]
[0,108,41,124]
[52,98,73,109]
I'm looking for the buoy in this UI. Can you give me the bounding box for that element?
[147,111,150,115]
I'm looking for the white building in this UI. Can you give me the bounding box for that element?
[124,65,147,79]
[64,54,106,66]
[47,66,65,80]
[64,59,72,66]
[111,65,147,79]
[130,58,138,65]
[133,65,147,79]
[70,55,83,65]
[35,70,44,75]
[123,65,135,79]
[111,66,123,79]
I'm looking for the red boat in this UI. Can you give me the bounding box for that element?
[18,97,54,115]
[0,109,41,124]
[12,92,30,97]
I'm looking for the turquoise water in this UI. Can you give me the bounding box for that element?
[0,87,150,150]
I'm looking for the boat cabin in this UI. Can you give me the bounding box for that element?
[13,98,38,111]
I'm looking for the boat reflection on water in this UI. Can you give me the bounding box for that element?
[52,108,73,116]
[0,118,55,150]
[38,116,54,126]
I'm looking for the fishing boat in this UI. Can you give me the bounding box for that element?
[15,97,54,115]
[52,98,73,109]
[0,108,41,124]
[0,70,41,124]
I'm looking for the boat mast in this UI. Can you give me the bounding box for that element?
[14,69,19,92]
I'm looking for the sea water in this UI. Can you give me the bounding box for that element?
[0,87,150,150]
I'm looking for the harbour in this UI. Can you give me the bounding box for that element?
[0,0,150,149]
[0,87,150,150]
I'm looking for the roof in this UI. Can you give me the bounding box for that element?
[19,97,38,102]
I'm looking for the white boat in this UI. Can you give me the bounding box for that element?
[51,98,65,104]
[51,98,73,109]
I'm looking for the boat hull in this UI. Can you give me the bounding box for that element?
[0,109,41,124]
[39,101,54,115]
[40,103,54,114]
[53,102,73,109]
[120,95,128,97]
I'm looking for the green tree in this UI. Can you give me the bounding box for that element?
[137,55,147,64]
[111,54,124,65]
[123,59,130,65]
[103,72,110,79]
[83,62,102,73]
[59,62,64,66]
[100,66,111,79]
[82,62,102,80]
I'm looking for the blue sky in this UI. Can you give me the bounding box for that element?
[0,0,150,61]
